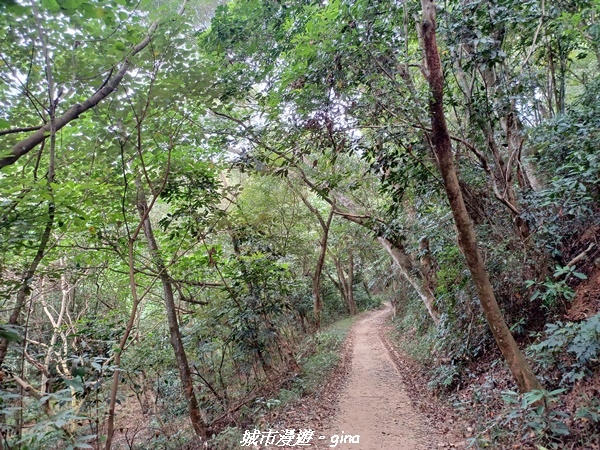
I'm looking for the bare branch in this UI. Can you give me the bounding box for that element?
[0,125,43,137]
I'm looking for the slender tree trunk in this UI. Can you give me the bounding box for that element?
[478,121,530,239]
[105,239,142,450]
[419,0,542,393]
[135,183,209,439]
[419,237,437,294]
[311,206,334,330]
[452,22,540,229]
[298,192,335,330]
[0,213,53,366]
[0,153,55,367]
[346,252,356,315]
[390,278,400,321]
[378,237,440,324]
[332,261,349,312]
[40,271,71,395]
[334,254,356,315]
[502,112,543,192]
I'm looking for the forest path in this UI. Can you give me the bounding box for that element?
[316,304,437,450]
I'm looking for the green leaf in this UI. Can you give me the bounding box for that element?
[523,389,545,406]
[78,435,96,442]
[0,329,21,342]
[63,378,84,392]
[548,388,567,396]
[81,3,105,19]
[41,0,60,12]
[57,0,82,10]
[64,204,87,219]
[71,366,86,378]
[0,324,21,342]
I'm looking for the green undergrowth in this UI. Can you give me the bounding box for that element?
[466,314,600,449]
[209,315,356,449]
[390,294,437,366]
[275,315,355,409]
[390,287,600,449]
[293,316,355,397]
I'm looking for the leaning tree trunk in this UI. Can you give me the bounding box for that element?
[419,0,542,393]
[136,183,209,438]
[345,252,356,316]
[298,192,336,331]
[378,237,440,324]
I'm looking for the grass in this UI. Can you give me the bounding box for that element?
[294,316,355,394]
[208,314,357,449]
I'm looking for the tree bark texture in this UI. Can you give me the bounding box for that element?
[420,0,542,393]
[378,237,440,324]
[136,184,209,439]
[419,237,437,294]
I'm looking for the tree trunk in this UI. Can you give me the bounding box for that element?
[274,331,300,374]
[419,0,542,393]
[346,252,356,315]
[298,192,335,331]
[0,174,54,367]
[105,240,143,450]
[135,183,209,438]
[378,237,440,324]
[311,208,334,330]
[419,237,437,294]
[334,254,357,315]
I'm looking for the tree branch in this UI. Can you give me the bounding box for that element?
[0,20,161,169]
[0,125,43,137]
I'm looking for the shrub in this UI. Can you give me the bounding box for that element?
[529,313,600,385]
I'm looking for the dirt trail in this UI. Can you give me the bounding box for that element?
[318,305,436,450]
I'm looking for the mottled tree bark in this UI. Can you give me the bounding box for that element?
[420,0,542,392]
[419,237,437,295]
